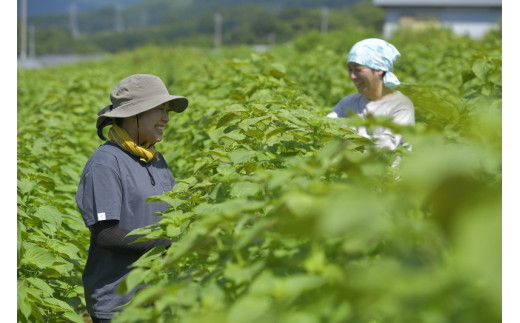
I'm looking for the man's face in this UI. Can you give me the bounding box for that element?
[347,62,384,99]
[137,102,170,145]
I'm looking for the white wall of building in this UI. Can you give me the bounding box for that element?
[380,5,501,39]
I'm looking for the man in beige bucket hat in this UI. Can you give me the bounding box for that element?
[76,74,188,322]
[96,73,188,140]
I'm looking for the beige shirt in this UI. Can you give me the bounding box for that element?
[328,91,415,150]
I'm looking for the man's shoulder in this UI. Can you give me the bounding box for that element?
[87,142,129,166]
[390,91,415,111]
[338,92,364,104]
[335,93,367,114]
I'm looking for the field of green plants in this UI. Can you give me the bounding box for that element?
[18,26,502,323]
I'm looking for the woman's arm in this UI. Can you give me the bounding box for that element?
[91,220,171,256]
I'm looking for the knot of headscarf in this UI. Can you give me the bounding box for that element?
[347,38,401,88]
[108,125,158,163]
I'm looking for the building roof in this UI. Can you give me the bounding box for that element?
[373,0,502,7]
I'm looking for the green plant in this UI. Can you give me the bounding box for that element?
[17,27,501,322]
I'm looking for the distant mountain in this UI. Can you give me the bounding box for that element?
[17,0,143,17]
[18,0,371,55]
[18,0,354,18]
[18,0,360,34]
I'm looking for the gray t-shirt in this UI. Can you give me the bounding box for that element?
[75,141,175,319]
[328,91,415,150]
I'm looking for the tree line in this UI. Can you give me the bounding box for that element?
[18,0,383,55]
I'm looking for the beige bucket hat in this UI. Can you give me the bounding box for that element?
[96,74,189,130]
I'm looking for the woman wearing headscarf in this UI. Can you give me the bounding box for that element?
[328,38,415,151]
[75,74,189,322]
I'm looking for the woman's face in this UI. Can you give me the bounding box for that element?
[137,102,171,145]
[347,62,384,100]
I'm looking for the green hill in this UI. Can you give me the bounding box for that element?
[18,0,377,55]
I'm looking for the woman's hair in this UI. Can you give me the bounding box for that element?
[97,118,124,140]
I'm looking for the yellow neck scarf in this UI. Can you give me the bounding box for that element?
[108,125,158,163]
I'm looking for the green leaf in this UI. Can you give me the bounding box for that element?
[265,127,286,144]
[172,182,191,193]
[26,277,54,297]
[235,218,275,250]
[193,202,218,216]
[119,268,147,295]
[55,184,78,193]
[32,174,56,191]
[276,274,326,299]
[209,149,231,162]
[42,296,75,311]
[472,59,492,81]
[62,310,85,323]
[221,130,246,141]
[224,261,265,285]
[49,241,80,259]
[217,163,236,177]
[239,116,271,130]
[283,191,321,218]
[245,129,265,140]
[225,104,248,113]
[44,261,73,275]
[17,178,36,195]
[153,284,189,311]
[217,112,241,128]
[229,148,256,165]
[218,198,266,217]
[167,224,182,237]
[166,225,206,262]
[200,282,226,309]
[249,89,273,101]
[228,295,271,323]
[243,161,257,174]
[230,181,261,198]
[17,280,32,319]
[270,63,286,78]
[22,244,57,268]
[208,127,225,143]
[35,205,62,227]
[148,195,185,209]
[275,109,307,127]
[18,221,23,255]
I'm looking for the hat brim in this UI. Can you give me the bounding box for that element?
[96,95,189,129]
[102,95,188,118]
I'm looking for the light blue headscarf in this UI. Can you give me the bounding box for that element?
[347,38,401,88]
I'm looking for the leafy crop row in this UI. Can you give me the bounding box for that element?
[17,27,501,322]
